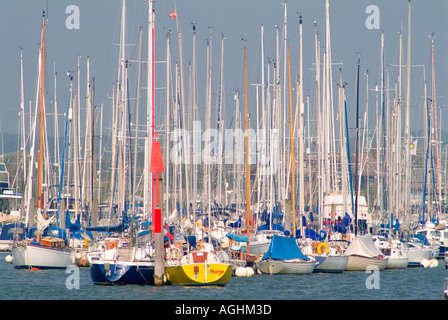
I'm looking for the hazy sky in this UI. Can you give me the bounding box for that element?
[0,0,447,144]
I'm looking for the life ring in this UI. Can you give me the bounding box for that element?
[317,243,330,254]
[196,221,202,229]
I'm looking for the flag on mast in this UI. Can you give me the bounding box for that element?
[168,9,177,19]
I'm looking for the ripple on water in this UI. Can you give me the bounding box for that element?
[1,253,446,300]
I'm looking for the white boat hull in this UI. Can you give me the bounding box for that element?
[255,259,283,274]
[229,259,247,272]
[0,241,12,251]
[314,255,348,273]
[345,255,388,271]
[12,242,75,269]
[256,259,315,274]
[385,256,409,269]
[407,248,432,267]
[281,260,316,274]
[249,241,270,255]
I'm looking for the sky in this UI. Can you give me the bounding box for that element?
[0,0,447,147]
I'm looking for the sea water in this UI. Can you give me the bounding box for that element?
[0,252,446,301]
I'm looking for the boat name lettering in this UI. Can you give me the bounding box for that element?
[209,268,224,275]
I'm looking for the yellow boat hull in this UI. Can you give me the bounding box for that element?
[166,263,232,286]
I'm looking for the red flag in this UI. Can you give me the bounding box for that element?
[168,9,177,19]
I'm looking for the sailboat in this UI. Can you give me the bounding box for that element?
[164,35,239,287]
[11,12,75,269]
[0,48,26,251]
[0,162,24,251]
[89,0,156,285]
[344,234,388,271]
[255,234,315,274]
[165,238,232,286]
[343,58,388,271]
[373,234,408,269]
[412,34,445,261]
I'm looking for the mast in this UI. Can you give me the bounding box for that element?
[282,0,287,205]
[74,60,80,224]
[324,0,332,193]
[287,46,295,238]
[144,0,154,220]
[396,31,402,220]
[132,26,143,229]
[191,24,197,216]
[298,15,304,239]
[20,48,27,189]
[37,12,46,216]
[429,33,442,219]
[244,46,251,254]
[165,32,170,224]
[354,57,360,236]
[379,32,385,216]
[404,0,412,217]
[53,63,60,185]
[83,57,92,214]
[260,24,267,214]
[338,69,347,215]
[177,14,191,216]
[206,28,213,222]
[118,0,127,217]
[24,15,44,227]
[217,34,225,203]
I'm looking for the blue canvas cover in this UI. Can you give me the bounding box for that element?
[228,216,241,228]
[261,234,309,261]
[257,223,284,232]
[226,233,249,242]
[295,228,320,240]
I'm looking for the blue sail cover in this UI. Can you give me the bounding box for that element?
[257,223,284,232]
[261,234,309,261]
[226,233,249,242]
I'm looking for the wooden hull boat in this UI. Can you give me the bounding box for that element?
[12,239,75,269]
[314,255,348,273]
[345,254,388,271]
[256,258,315,274]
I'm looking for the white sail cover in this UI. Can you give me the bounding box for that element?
[344,234,383,258]
[36,210,55,233]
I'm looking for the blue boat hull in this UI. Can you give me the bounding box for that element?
[90,260,155,285]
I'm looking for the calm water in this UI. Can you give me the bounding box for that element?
[1,252,447,301]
